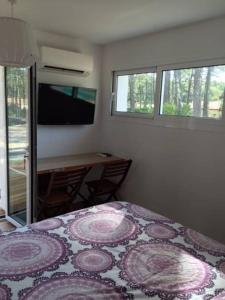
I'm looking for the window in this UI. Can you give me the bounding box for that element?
[113,68,156,116]
[160,65,225,119]
[112,61,225,131]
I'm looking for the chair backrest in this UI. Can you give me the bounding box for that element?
[46,167,89,197]
[101,159,132,186]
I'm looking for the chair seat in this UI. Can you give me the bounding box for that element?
[39,191,71,208]
[84,159,132,204]
[86,179,117,195]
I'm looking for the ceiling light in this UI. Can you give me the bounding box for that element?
[0,0,38,67]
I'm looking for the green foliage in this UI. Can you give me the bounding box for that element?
[162,103,177,115]
[134,107,153,114]
[180,103,192,116]
[162,102,192,116]
[209,82,224,101]
[127,73,156,113]
[6,67,27,122]
[161,66,225,118]
[120,66,225,119]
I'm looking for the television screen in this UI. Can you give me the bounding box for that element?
[38,83,97,125]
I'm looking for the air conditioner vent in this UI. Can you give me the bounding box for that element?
[40,46,93,75]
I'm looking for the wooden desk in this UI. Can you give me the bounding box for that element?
[37,152,124,174]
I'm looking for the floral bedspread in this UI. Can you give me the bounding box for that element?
[0,201,225,299]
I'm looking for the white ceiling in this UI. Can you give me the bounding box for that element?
[1,0,225,44]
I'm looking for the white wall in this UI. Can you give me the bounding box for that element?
[35,30,102,158]
[101,17,225,243]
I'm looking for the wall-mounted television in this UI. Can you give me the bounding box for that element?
[38,83,97,125]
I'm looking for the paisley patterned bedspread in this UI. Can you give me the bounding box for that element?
[0,201,225,299]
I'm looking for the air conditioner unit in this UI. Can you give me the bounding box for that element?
[40,46,93,75]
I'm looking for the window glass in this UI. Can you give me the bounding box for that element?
[115,71,156,115]
[160,65,225,119]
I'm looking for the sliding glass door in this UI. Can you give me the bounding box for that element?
[5,66,36,226]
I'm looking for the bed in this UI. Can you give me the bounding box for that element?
[0,201,225,299]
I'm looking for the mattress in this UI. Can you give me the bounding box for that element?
[0,201,225,299]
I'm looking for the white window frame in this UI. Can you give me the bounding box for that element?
[111,58,225,132]
[154,58,225,131]
[112,67,157,119]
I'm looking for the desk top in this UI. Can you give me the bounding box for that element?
[37,152,124,174]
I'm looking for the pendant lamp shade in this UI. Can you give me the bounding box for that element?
[0,17,38,67]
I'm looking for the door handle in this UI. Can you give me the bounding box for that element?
[23,153,29,169]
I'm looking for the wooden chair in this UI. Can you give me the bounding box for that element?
[37,167,89,220]
[85,159,132,205]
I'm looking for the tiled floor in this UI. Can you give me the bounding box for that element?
[0,207,16,233]
[9,169,26,212]
[0,219,16,233]
[0,208,5,218]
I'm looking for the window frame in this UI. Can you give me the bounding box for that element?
[111,58,225,132]
[112,67,157,119]
[153,59,225,132]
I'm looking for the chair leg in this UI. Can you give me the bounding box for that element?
[37,205,45,221]
[106,194,113,202]
[77,192,88,201]
[106,190,119,202]
[113,193,119,201]
[87,193,95,205]
[37,198,46,221]
[87,188,96,207]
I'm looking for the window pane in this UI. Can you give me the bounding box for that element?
[160,65,225,119]
[115,72,156,114]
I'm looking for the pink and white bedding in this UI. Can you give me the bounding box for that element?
[0,201,225,299]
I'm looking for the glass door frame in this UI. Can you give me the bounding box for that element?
[4,65,37,226]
